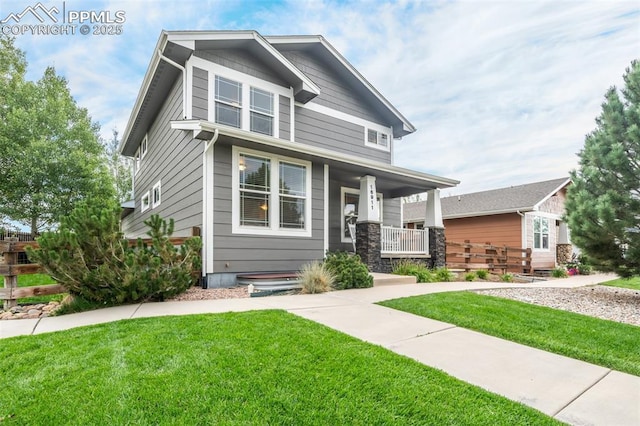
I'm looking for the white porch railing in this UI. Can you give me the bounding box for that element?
[381,226,429,255]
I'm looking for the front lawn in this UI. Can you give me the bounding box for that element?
[380,292,640,376]
[0,311,560,425]
[601,276,640,290]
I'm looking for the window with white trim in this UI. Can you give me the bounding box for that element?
[215,75,242,128]
[233,147,311,236]
[366,129,389,149]
[533,216,549,250]
[141,191,150,212]
[152,181,161,209]
[341,187,383,243]
[250,87,274,136]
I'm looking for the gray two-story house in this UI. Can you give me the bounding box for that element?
[120,30,458,287]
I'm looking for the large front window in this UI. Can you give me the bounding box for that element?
[233,147,312,236]
[533,216,549,250]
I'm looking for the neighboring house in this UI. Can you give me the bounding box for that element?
[120,30,458,287]
[404,177,572,270]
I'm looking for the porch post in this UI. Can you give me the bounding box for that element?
[556,221,572,264]
[356,175,382,272]
[424,189,446,268]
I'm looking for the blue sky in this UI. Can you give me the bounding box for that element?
[2,0,639,196]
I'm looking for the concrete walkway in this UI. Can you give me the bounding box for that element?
[1,273,638,425]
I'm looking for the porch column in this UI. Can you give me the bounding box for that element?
[356,175,381,272]
[424,189,446,268]
[556,221,573,264]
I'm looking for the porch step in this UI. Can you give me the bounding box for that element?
[371,272,417,286]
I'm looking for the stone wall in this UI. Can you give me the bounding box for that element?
[355,221,381,272]
[429,228,446,268]
[556,243,573,264]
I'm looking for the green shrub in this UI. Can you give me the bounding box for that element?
[578,264,592,275]
[551,267,569,278]
[464,272,476,282]
[27,203,201,306]
[324,251,373,289]
[434,267,455,282]
[475,269,489,280]
[500,273,514,283]
[392,259,434,283]
[298,261,335,294]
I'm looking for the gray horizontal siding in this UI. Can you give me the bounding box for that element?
[383,198,402,227]
[122,75,203,238]
[295,107,391,163]
[280,50,385,124]
[279,95,290,141]
[192,66,208,120]
[212,143,324,274]
[194,49,288,87]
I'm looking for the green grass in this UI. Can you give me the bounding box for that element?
[0,311,560,425]
[380,292,640,376]
[16,273,65,305]
[601,276,640,290]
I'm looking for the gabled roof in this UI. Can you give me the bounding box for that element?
[265,35,416,138]
[404,177,571,221]
[121,30,416,156]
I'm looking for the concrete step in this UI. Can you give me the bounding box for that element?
[371,272,417,286]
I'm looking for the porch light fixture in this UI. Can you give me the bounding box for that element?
[238,159,246,171]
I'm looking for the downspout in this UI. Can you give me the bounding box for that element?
[201,128,219,287]
[157,49,187,119]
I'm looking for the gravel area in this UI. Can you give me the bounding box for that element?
[475,285,640,326]
[169,285,249,301]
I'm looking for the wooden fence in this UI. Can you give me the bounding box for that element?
[446,240,532,274]
[0,229,35,241]
[1,228,201,310]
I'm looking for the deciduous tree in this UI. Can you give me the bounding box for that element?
[0,36,115,236]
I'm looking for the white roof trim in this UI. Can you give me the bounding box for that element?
[266,35,416,134]
[171,120,458,188]
[532,178,571,210]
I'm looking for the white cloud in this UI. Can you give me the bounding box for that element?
[4,0,638,194]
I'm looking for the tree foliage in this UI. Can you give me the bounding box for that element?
[27,202,202,304]
[565,60,640,278]
[104,129,132,203]
[0,35,114,236]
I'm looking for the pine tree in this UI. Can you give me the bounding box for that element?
[565,60,640,278]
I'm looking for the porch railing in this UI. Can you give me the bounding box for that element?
[381,226,429,255]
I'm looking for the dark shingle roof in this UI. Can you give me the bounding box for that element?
[404,177,570,221]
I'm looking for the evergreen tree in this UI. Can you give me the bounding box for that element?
[0,35,115,237]
[565,60,640,277]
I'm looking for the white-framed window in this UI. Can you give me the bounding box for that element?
[140,135,148,159]
[364,128,391,151]
[340,187,383,243]
[232,146,312,237]
[141,191,150,212]
[533,216,549,250]
[250,86,274,136]
[152,181,161,209]
[215,75,242,128]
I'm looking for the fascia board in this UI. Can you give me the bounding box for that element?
[120,30,169,154]
[172,120,458,188]
[443,207,534,220]
[532,178,571,210]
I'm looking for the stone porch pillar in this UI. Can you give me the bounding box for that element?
[355,175,382,272]
[424,189,446,268]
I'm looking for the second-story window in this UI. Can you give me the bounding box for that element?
[250,87,274,136]
[367,129,389,148]
[215,76,242,128]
